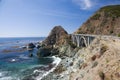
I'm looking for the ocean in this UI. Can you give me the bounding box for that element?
[0,37,61,80]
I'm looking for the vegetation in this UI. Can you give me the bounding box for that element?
[98,71,105,80]
[110,30,113,34]
[91,55,96,61]
[100,5,120,18]
[100,18,107,27]
[80,63,88,69]
[118,34,120,37]
[100,45,108,55]
[54,65,66,74]
[92,61,98,68]
[91,13,101,20]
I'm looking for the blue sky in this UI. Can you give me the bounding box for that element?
[0,0,120,37]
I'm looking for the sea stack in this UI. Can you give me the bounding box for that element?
[43,25,69,47]
[37,26,69,57]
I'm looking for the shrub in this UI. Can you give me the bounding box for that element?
[118,34,120,37]
[100,45,108,55]
[92,61,98,68]
[91,55,96,61]
[54,64,66,74]
[110,30,113,34]
[80,63,88,69]
[100,5,120,17]
[98,71,105,80]
[92,14,101,20]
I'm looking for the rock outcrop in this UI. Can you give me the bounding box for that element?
[27,43,35,50]
[43,26,69,47]
[37,26,72,57]
[75,5,120,36]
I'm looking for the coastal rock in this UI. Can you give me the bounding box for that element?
[29,53,33,57]
[42,26,69,47]
[36,45,41,49]
[37,26,71,57]
[27,43,35,50]
[37,47,52,57]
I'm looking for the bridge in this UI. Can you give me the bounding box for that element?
[71,34,120,47]
[71,34,96,47]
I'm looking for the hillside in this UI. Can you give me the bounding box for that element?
[75,5,120,36]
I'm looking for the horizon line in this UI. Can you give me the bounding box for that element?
[0,36,46,38]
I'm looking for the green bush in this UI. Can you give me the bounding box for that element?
[98,71,105,80]
[118,34,120,37]
[110,30,113,34]
[92,14,101,20]
[100,45,108,55]
[92,61,98,68]
[100,5,120,18]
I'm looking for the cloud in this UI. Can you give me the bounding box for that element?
[73,0,95,10]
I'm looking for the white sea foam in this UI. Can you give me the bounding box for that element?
[0,77,13,80]
[11,59,16,62]
[35,56,61,80]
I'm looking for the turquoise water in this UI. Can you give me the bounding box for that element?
[0,55,54,80]
[0,37,55,80]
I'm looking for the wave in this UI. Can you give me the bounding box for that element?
[35,56,61,80]
[0,71,13,80]
[0,56,61,80]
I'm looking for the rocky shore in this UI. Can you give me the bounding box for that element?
[41,36,120,80]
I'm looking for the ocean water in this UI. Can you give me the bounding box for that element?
[0,37,61,80]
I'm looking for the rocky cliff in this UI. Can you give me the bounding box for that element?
[43,26,69,47]
[75,5,120,36]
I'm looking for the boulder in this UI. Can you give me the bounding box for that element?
[37,47,52,57]
[27,43,35,49]
[29,53,33,57]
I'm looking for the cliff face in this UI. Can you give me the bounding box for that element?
[43,26,69,47]
[75,5,120,36]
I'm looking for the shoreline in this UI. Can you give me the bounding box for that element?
[36,56,61,80]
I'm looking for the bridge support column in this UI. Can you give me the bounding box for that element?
[87,37,90,46]
[75,35,80,47]
[72,35,76,44]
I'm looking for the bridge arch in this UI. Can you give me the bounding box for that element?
[71,34,95,47]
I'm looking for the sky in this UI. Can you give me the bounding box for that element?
[0,0,120,37]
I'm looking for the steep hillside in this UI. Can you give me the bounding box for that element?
[69,36,120,80]
[75,5,120,36]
